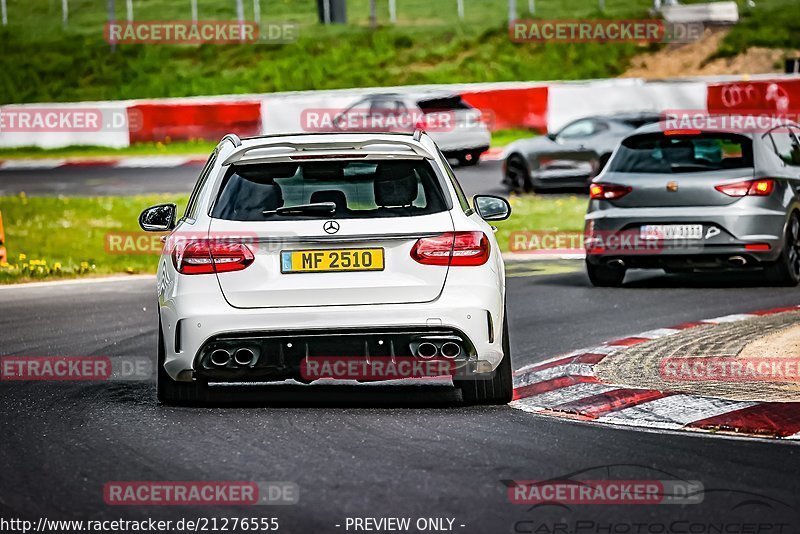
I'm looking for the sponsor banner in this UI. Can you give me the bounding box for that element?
[128,101,261,143]
[103,481,299,506]
[0,356,151,381]
[708,80,800,116]
[661,357,800,382]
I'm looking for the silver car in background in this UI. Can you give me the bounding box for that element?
[585,119,800,286]
[335,92,491,166]
[503,112,661,192]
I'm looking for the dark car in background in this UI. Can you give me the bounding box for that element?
[503,112,662,192]
[585,119,800,287]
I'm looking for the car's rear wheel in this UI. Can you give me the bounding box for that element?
[457,311,513,405]
[586,260,626,287]
[157,320,209,405]
[764,213,800,287]
[505,155,532,193]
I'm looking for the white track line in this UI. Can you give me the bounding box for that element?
[596,395,757,430]
[0,274,154,290]
[513,382,616,409]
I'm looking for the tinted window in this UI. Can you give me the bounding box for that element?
[608,133,753,173]
[768,129,800,166]
[417,96,472,112]
[211,160,447,221]
[184,151,217,220]
[557,119,597,140]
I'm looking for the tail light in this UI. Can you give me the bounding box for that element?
[715,179,775,197]
[411,231,490,266]
[172,240,254,275]
[590,182,632,200]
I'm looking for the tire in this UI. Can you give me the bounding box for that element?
[157,321,209,405]
[505,155,532,193]
[457,310,513,405]
[586,259,626,287]
[764,213,800,287]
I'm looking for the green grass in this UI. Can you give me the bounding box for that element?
[0,0,658,104]
[0,194,188,283]
[0,193,586,283]
[714,0,800,59]
[490,128,535,148]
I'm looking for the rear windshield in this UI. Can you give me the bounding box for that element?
[417,96,472,112]
[608,133,753,174]
[211,160,448,221]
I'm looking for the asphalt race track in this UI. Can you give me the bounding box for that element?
[0,160,508,198]
[2,162,800,531]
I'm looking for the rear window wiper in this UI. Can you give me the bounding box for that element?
[262,202,336,217]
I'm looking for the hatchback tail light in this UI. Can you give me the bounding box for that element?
[715,179,775,197]
[589,183,632,200]
[411,231,490,266]
[172,240,254,275]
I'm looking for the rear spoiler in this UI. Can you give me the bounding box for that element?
[223,134,434,166]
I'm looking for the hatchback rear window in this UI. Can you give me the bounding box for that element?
[608,133,753,173]
[211,160,448,221]
[417,96,473,112]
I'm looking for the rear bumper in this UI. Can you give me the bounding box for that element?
[159,275,505,382]
[585,204,788,265]
[433,129,491,153]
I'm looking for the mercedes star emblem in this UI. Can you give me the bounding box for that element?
[323,220,340,234]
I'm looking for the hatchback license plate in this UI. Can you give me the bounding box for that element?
[281,248,384,273]
[640,224,703,240]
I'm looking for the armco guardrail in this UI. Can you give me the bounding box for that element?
[1,74,799,149]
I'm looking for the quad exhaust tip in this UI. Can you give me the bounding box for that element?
[440,342,461,359]
[416,342,438,359]
[728,256,747,266]
[234,348,256,366]
[209,349,231,367]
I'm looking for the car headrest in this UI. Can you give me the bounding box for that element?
[303,164,345,181]
[664,140,695,162]
[310,190,348,211]
[374,163,418,207]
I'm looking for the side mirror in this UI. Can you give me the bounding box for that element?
[474,195,511,221]
[139,203,177,232]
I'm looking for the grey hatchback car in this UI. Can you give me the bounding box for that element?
[585,119,800,286]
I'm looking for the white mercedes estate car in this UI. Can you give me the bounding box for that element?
[139,130,512,405]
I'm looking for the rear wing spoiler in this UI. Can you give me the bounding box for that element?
[222,135,435,166]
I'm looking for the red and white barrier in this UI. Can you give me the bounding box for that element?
[1,74,799,149]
